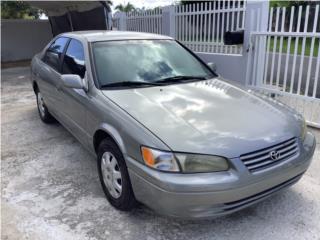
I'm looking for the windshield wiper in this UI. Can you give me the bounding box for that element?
[155,75,207,84]
[100,76,208,89]
[100,81,163,89]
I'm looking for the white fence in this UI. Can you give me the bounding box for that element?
[175,1,246,54]
[126,8,163,34]
[113,2,246,55]
[247,4,320,127]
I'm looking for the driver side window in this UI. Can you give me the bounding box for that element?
[43,37,69,72]
[62,39,86,78]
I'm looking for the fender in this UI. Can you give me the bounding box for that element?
[93,122,127,156]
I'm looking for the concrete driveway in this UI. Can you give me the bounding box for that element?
[2,67,320,240]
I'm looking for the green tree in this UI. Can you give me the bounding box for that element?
[1,1,42,19]
[115,2,135,12]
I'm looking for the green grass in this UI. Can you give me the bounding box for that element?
[268,37,319,57]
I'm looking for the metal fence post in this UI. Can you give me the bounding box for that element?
[118,12,127,31]
[256,1,269,87]
[162,6,175,37]
[244,1,269,86]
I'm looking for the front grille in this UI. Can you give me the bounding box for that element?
[224,173,303,211]
[240,138,299,173]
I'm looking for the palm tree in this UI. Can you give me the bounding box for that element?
[115,2,135,12]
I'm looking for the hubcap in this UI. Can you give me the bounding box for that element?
[37,92,45,117]
[101,152,122,199]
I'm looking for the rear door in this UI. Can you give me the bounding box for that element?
[37,37,69,116]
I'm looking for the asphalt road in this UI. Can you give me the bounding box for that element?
[2,67,320,240]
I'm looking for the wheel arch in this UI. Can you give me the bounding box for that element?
[93,124,126,155]
[32,81,39,94]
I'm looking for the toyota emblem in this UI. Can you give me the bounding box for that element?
[270,151,280,160]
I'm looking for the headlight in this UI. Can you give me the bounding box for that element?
[301,118,307,140]
[175,153,229,173]
[141,147,179,172]
[141,146,229,173]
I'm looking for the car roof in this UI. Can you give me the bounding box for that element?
[61,30,173,42]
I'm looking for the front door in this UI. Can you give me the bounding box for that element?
[59,38,89,145]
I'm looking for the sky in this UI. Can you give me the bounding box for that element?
[110,0,176,11]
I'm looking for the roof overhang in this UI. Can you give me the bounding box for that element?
[29,1,110,17]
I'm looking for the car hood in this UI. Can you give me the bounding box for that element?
[102,78,302,158]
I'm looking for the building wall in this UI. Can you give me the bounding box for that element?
[1,20,52,62]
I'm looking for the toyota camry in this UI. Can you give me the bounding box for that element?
[31,31,316,219]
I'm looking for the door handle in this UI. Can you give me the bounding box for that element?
[55,83,62,91]
[56,80,64,91]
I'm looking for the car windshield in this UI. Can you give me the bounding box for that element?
[92,40,216,88]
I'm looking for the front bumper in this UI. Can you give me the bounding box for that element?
[126,132,316,219]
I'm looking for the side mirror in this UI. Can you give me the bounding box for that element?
[61,74,85,90]
[207,62,217,72]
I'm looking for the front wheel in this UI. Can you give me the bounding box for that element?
[97,138,136,211]
[36,90,55,123]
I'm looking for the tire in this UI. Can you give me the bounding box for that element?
[97,138,136,211]
[36,90,55,123]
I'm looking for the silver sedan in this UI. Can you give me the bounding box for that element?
[31,31,316,219]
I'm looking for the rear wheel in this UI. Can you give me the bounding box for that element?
[36,90,55,123]
[97,138,136,211]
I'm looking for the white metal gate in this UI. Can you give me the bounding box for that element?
[247,4,320,127]
[113,2,247,55]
